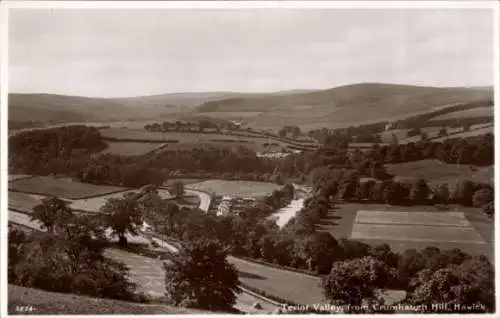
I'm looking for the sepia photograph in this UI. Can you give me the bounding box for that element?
[2,1,498,315]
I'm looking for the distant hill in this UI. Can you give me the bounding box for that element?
[9,84,492,130]
[9,90,314,126]
[9,93,180,125]
[196,83,493,129]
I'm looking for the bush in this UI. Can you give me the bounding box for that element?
[472,188,493,208]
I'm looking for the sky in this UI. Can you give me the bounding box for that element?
[8,8,495,98]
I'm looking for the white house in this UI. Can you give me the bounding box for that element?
[217,196,234,216]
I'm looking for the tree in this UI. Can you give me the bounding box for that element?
[31,196,74,233]
[297,232,343,274]
[472,188,493,208]
[382,181,402,205]
[420,132,428,141]
[407,257,494,313]
[100,195,143,246]
[391,133,399,146]
[482,201,493,217]
[433,183,450,204]
[438,127,447,137]
[409,179,430,204]
[163,240,240,311]
[170,181,185,198]
[322,256,393,310]
[452,180,477,206]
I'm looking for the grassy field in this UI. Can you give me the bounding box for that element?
[101,141,167,156]
[99,128,292,152]
[164,195,200,208]
[8,174,33,182]
[8,285,202,315]
[432,126,493,141]
[8,192,44,213]
[163,178,206,186]
[352,211,485,244]
[354,210,471,226]
[188,180,280,198]
[318,202,493,260]
[429,107,493,121]
[100,128,268,143]
[69,189,174,212]
[351,223,485,244]
[9,176,125,200]
[386,159,493,189]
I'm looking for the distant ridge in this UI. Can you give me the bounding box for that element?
[9,83,493,128]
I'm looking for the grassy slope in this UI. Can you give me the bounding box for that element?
[197,83,493,129]
[386,159,493,189]
[8,285,203,315]
[9,176,125,200]
[8,93,180,124]
[9,90,312,125]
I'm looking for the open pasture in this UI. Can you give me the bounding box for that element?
[387,159,493,189]
[101,141,167,156]
[69,189,174,213]
[188,180,280,198]
[429,107,493,121]
[99,128,292,152]
[100,128,269,143]
[351,223,485,244]
[432,126,493,141]
[318,202,493,259]
[354,210,470,227]
[164,178,206,186]
[9,176,125,200]
[351,210,484,244]
[9,192,44,213]
[8,174,33,182]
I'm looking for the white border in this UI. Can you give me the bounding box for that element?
[0,1,498,318]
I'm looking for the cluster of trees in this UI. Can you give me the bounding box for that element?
[278,126,301,139]
[322,250,494,313]
[368,134,494,166]
[282,132,493,182]
[9,126,107,175]
[8,197,141,301]
[309,166,493,214]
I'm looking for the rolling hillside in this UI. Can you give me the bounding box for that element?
[8,90,313,127]
[9,84,492,130]
[197,83,493,130]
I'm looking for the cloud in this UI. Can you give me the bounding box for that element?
[8,8,494,97]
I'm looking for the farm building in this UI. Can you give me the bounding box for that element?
[257,152,291,159]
